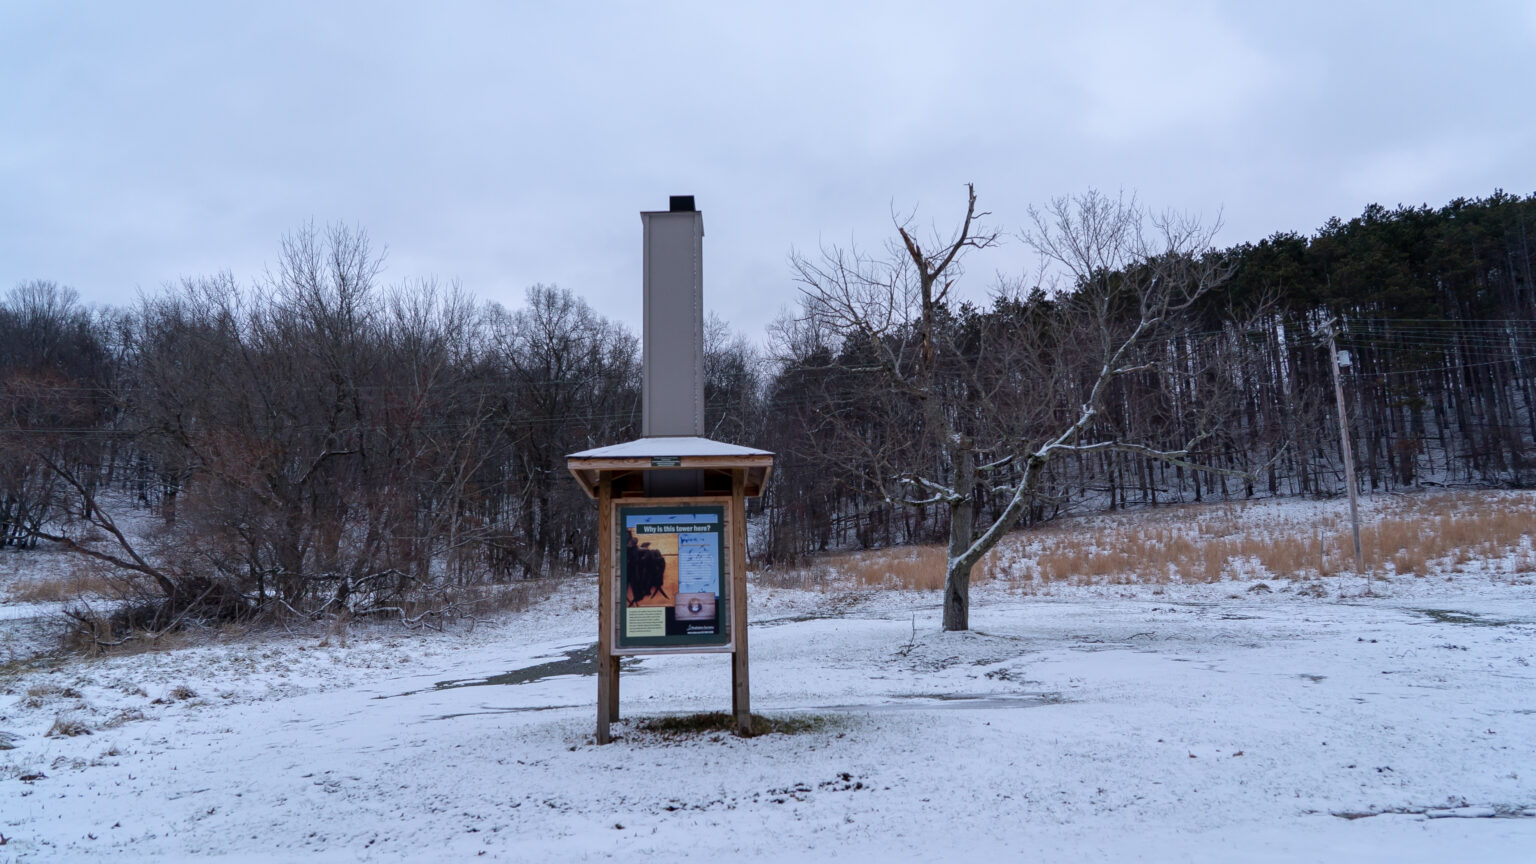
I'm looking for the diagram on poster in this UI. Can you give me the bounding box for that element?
[619,505,728,647]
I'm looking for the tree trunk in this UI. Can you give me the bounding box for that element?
[942,439,974,631]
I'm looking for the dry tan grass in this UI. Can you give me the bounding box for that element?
[1016,492,1536,586]
[45,716,92,738]
[787,491,1536,591]
[5,559,124,604]
[811,543,1008,591]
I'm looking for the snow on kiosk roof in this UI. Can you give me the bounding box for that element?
[565,436,774,499]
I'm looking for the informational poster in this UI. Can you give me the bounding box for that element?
[618,504,729,649]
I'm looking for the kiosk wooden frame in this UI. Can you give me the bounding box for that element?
[567,437,773,744]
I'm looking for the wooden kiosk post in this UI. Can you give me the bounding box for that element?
[568,438,773,744]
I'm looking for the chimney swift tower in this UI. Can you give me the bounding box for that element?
[567,195,774,745]
[641,195,705,438]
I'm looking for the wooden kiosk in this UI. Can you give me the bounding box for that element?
[572,196,772,743]
[567,437,773,744]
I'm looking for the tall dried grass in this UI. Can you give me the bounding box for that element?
[812,543,1007,592]
[782,491,1536,591]
[1017,492,1536,586]
[5,561,123,604]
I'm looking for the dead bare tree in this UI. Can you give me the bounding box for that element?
[794,187,1239,630]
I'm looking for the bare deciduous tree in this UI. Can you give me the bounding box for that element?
[793,187,1237,630]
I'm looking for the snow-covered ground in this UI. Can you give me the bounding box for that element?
[3,498,1536,862]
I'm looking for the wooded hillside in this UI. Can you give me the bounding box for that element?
[3,193,1532,623]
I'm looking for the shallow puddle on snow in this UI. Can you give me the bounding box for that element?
[380,643,643,699]
[1415,608,1519,627]
[419,692,1068,724]
[429,704,583,721]
[812,692,1069,712]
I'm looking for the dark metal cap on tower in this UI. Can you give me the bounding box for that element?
[669,195,696,213]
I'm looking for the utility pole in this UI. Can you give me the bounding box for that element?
[1319,319,1364,579]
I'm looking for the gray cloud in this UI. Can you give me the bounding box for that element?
[3,1,1533,337]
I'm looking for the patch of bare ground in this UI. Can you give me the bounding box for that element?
[621,712,840,742]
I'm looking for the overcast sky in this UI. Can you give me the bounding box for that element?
[4,1,1534,340]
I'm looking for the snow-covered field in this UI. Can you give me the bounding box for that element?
[3,496,1536,862]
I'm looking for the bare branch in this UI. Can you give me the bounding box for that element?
[32,453,179,598]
